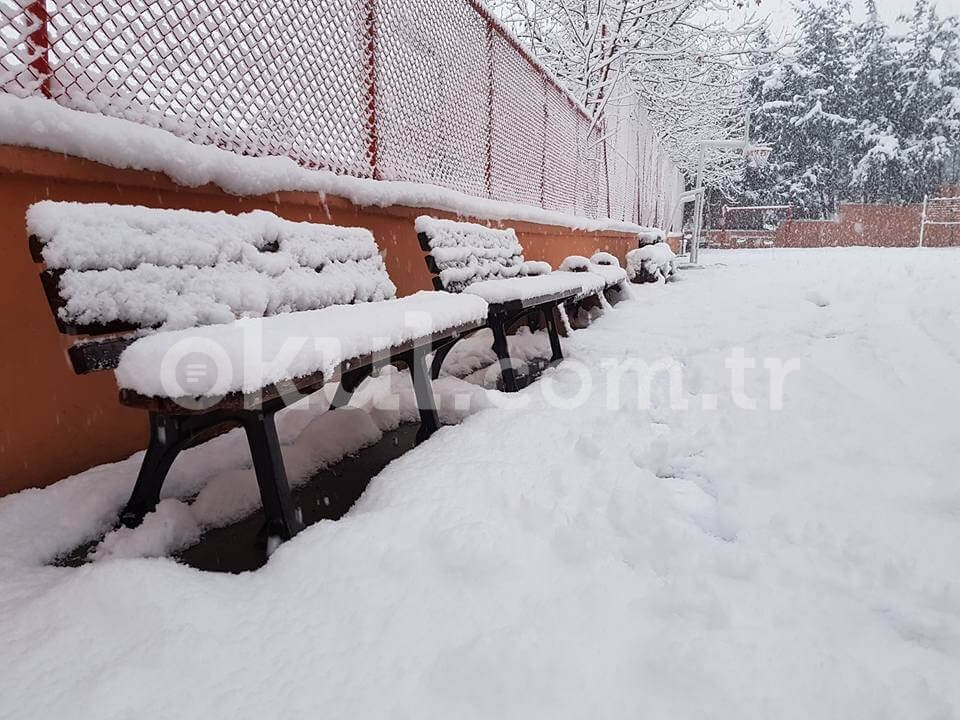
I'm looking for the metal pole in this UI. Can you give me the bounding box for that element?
[919,194,927,248]
[603,121,612,219]
[690,142,706,264]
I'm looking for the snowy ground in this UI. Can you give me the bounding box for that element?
[2,248,960,719]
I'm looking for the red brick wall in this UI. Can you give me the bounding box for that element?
[709,202,960,249]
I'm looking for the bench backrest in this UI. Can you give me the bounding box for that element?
[589,252,621,267]
[28,202,396,373]
[416,216,527,292]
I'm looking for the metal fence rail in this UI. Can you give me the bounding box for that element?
[0,0,682,225]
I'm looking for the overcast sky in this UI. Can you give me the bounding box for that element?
[756,0,958,37]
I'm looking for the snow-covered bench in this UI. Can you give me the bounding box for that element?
[559,252,630,307]
[626,242,678,283]
[28,202,487,547]
[416,216,588,392]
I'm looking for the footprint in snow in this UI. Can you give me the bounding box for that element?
[575,435,602,459]
[805,290,831,307]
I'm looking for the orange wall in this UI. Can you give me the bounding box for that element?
[0,145,641,496]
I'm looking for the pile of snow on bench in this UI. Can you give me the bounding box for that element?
[626,242,677,282]
[590,252,620,267]
[29,202,397,330]
[461,273,587,304]
[520,260,552,276]
[116,291,488,398]
[416,216,526,291]
[561,253,628,286]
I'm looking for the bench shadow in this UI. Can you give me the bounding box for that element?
[179,422,419,573]
[56,423,419,574]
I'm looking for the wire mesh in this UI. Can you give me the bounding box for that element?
[0,0,683,223]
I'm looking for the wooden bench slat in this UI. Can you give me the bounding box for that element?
[28,234,46,264]
[68,336,138,374]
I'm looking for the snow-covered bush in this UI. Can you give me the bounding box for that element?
[626,242,677,283]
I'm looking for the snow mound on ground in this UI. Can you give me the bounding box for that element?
[90,499,201,561]
[805,290,831,307]
[3,249,960,718]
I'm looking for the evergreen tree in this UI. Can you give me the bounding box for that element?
[850,0,906,203]
[741,0,858,218]
[734,0,960,217]
[897,0,960,200]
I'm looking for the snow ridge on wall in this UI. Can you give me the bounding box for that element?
[1,95,658,234]
[0,0,683,227]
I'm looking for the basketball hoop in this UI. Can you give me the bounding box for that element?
[744,145,772,169]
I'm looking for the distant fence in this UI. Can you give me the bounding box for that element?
[0,0,682,225]
[708,203,960,248]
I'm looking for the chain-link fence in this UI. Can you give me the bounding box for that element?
[0,0,683,226]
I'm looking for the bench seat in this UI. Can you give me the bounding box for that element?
[551,269,608,299]
[462,273,585,306]
[116,291,488,402]
[585,264,628,285]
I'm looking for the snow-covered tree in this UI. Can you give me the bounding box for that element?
[489,0,777,187]
[896,0,960,200]
[735,0,960,218]
[850,0,906,203]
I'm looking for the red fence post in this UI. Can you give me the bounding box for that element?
[27,0,51,98]
[540,78,547,208]
[363,0,380,180]
[485,22,494,198]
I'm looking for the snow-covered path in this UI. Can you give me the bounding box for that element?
[2,248,960,719]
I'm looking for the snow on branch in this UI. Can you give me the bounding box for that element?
[490,0,782,190]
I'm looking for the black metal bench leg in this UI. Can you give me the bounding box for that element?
[329,365,375,410]
[544,305,564,364]
[120,413,184,529]
[490,313,519,392]
[604,284,625,306]
[241,411,302,544]
[406,349,441,444]
[429,335,461,380]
